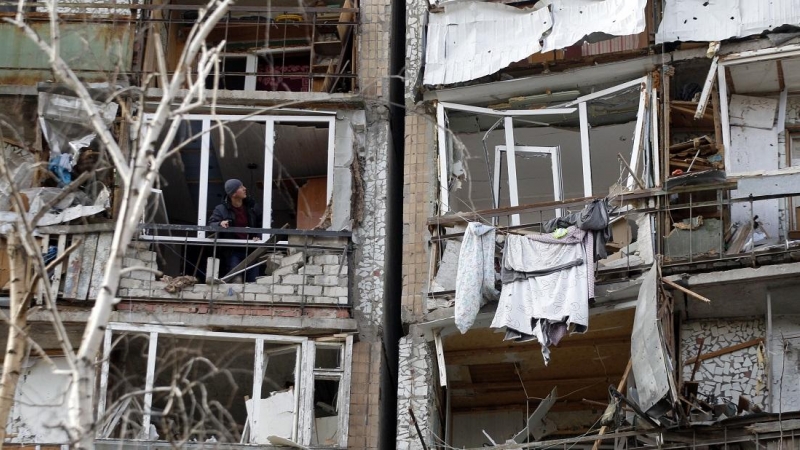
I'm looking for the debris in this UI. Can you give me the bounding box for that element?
[162,275,198,293]
[673,216,704,231]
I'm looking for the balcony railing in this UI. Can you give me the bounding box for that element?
[34,223,353,313]
[425,181,800,305]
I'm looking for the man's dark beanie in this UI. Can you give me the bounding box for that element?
[225,179,243,196]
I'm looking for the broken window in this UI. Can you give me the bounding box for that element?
[144,114,335,241]
[142,1,358,93]
[98,324,353,447]
[311,343,348,446]
[437,76,652,224]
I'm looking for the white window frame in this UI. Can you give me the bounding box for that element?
[493,145,563,225]
[435,75,650,215]
[215,53,259,91]
[97,323,352,447]
[141,114,336,242]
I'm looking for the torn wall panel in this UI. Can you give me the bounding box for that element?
[631,264,674,414]
[423,2,552,85]
[656,0,800,44]
[542,0,648,53]
[729,95,779,130]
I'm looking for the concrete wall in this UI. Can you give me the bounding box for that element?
[681,319,767,409]
[350,0,395,448]
[9,357,71,443]
[769,315,800,413]
[396,330,437,450]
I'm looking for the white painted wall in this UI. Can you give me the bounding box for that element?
[769,315,800,413]
[8,357,71,444]
[727,94,782,241]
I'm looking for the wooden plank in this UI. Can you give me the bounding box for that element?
[662,278,711,303]
[337,335,353,448]
[298,341,315,446]
[591,359,632,450]
[746,419,800,434]
[50,234,67,301]
[683,338,763,366]
[88,233,113,299]
[62,236,86,299]
[434,329,447,387]
[712,83,724,163]
[75,233,99,301]
[428,195,601,227]
[35,234,49,305]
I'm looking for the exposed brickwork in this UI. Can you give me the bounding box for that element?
[401,106,437,320]
[118,248,350,307]
[357,0,392,98]
[115,300,350,319]
[348,340,383,450]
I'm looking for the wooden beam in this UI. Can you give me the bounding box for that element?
[450,375,625,392]
[444,336,630,363]
[662,278,711,303]
[591,359,632,450]
[427,195,601,227]
[683,338,763,366]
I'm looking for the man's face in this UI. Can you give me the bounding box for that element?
[232,184,247,200]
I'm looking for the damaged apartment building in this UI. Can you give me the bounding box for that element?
[399,0,800,449]
[0,0,405,448]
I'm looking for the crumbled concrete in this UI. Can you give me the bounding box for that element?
[431,238,461,292]
[332,111,364,231]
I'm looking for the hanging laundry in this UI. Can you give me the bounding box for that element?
[454,222,499,334]
[543,198,612,258]
[491,227,594,364]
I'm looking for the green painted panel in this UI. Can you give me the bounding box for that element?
[0,21,134,84]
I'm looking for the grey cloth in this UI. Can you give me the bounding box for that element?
[503,319,573,364]
[500,258,584,284]
[224,178,243,196]
[543,199,612,258]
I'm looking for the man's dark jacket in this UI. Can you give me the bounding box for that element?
[209,196,260,239]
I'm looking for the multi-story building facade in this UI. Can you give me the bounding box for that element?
[0,0,404,448]
[399,1,800,449]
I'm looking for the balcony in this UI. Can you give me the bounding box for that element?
[23,223,353,319]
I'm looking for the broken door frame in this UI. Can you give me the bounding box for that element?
[493,145,564,225]
[715,44,800,175]
[141,113,336,242]
[97,323,352,447]
[435,75,650,216]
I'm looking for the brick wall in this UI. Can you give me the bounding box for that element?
[358,0,392,98]
[118,246,350,307]
[348,340,383,449]
[402,106,437,320]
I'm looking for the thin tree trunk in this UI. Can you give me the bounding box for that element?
[0,233,31,445]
